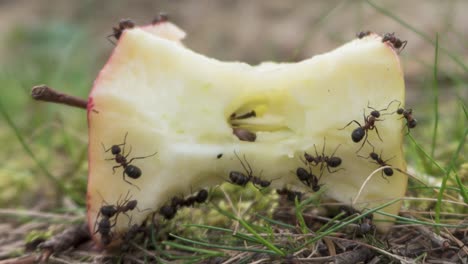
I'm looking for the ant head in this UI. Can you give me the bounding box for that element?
[370,110,380,118]
[111,145,121,155]
[312,185,321,192]
[119,19,135,29]
[396,108,404,115]
[383,167,394,176]
[408,119,417,128]
[125,165,142,179]
[304,152,314,163]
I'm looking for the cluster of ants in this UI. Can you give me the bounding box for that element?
[94,192,140,246]
[107,13,169,44]
[159,189,209,220]
[357,31,408,54]
[340,99,417,178]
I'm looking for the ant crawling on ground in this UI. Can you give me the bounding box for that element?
[359,213,376,235]
[340,100,398,153]
[120,223,147,252]
[304,138,343,175]
[357,30,372,39]
[107,19,136,44]
[382,32,407,53]
[102,132,157,189]
[359,148,395,179]
[276,187,302,202]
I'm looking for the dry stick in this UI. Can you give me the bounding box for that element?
[31,85,88,109]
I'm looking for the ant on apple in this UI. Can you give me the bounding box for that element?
[388,100,417,132]
[107,19,135,44]
[159,189,209,220]
[295,166,322,192]
[102,132,157,189]
[276,187,302,202]
[340,100,397,153]
[382,32,407,53]
[304,138,343,175]
[152,13,169,24]
[359,148,395,179]
[357,31,371,39]
[229,151,271,189]
[230,110,256,120]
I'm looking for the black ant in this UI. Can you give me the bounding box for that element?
[102,133,157,189]
[359,149,394,178]
[276,188,302,202]
[107,19,135,44]
[295,166,321,192]
[382,32,407,53]
[120,223,147,251]
[95,217,113,245]
[229,152,271,189]
[159,189,208,220]
[304,138,343,175]
[94,192,139,239]
[159,204,177,220]
[340,101,397,153]
[357,31,371,39]
[387,100,417,132]
[230,110,256,120]
[232,127,257,142]
[152,13,169,24]
[359,214,375,235]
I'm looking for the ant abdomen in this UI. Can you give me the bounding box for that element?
[383,167,394,176]
[124,165,142,179]
[351,127,365,142]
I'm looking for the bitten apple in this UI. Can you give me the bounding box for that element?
[87,22,407,246]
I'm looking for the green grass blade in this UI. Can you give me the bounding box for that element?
[237,218,285,256]
[377,211,468,228]
[365,0,468,73]
[0,98,66,195]
[162,241,224,256]
[184,224,261,244]
[169,234,277,254]
[407,134,446,174]
[255,214,296,229]
[430,34,439,158]
[295,199,401,251]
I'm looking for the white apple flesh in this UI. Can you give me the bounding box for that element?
[87,23,407,246]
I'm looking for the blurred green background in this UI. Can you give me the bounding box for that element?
[0,0,466,210]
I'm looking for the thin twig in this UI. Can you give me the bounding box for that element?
[31,85,88,109]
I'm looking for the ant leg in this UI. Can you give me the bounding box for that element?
[122,173,141,191]
[243,154,253,177]
[105,157,117,161]
[121,132,129,156]
[381,100,401,115]
[327,166,345,174]
[106,35,116,45]
[367,101,378,112]
[355,133,369,153]
[339,120,362,130]
[125,146,133,159]
[112,165,122,174]
[374,125,383,142]
[330,144,341,158]
[127,151,158,164]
